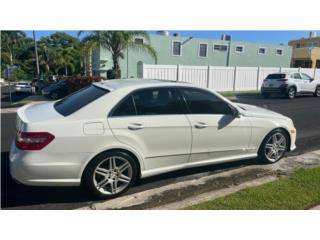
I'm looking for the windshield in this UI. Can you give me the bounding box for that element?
[54,85,109,116]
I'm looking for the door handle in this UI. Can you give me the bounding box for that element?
[195,122,208,129]
[128,123,144,130]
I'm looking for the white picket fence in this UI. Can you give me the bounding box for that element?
[139,63,320,92]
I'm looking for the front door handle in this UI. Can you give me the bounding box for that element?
[195,122,208,129]
[128,123,144,130]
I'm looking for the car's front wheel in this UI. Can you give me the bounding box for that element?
[82,151,138,199]
[258,129,288,164]
[314,86,320,97]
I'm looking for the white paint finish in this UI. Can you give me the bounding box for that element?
[186,114,251,162]
[10,79,297,187]
[108,115,192,170]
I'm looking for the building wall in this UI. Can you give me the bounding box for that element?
[93,34,292,78]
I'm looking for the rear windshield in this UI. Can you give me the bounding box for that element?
[266,74,286,79]
[54,85,109,116]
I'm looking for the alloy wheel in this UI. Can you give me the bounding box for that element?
[264,132,287,162]
[93,156,133,195]
[316,87,320,97]
[288,88,296,99]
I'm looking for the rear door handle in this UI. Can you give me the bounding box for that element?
[195,122,208,129]
[128,123,144,130]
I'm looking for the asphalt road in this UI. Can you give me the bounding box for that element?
[1,95,320,209]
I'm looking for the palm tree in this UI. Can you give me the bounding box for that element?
[57,48,76,76]
[1,31,26,65]
[79,31,158,79]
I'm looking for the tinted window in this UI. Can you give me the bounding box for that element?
[172,41,181,56]
[182,88,232,115]
[111,96,136,117]
[132,88,185,115]
[266,74,286,79]
[293,73,301,79]
[54,85,109,116]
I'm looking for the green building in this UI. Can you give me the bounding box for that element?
[92,32,293,78]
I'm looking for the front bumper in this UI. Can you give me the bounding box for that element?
[9,142,93,186]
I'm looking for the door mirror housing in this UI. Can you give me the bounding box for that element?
[229,105,242,118]
[310,78,314,81]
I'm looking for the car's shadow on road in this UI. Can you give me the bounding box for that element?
[1,151,261,209]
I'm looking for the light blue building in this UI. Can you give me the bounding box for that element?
[92,32,293,78]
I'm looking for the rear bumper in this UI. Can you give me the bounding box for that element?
[261,85,289,94]
[9,142,93,186]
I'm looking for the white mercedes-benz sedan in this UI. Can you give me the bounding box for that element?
[10,79,296,198]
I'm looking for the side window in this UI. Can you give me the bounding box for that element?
[182,88,232,115]
[300,73,312,80]
[132,88,185,115]
[293,73,301,79]
[111,96,136,117]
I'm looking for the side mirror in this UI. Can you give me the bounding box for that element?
[310,78,314,81]
[229,105,242,118]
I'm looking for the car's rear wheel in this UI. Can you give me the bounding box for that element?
[314,86,320,97]
[258,129,288,164]
[287,87,296,99]
[82,151,138,199]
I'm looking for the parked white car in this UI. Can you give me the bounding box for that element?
[10,79,296,198]
[261,72,320,99]
[15,82,33,93]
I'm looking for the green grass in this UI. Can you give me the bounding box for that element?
[219,90,260,98]
[186,167,320,210]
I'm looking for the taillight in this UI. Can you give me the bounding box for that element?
[15,132,55,150]
[277,79,288,82]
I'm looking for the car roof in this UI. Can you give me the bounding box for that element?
[93,78,194,91]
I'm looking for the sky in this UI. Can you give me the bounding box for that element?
[24,30,320,45]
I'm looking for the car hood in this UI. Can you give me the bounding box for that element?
[236,103,289,120]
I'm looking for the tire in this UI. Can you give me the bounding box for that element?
[50,92,58,99]
[262,92,270,98]
[287,87,296,99]
[258,129,288,164]
[82,151,138,199]
[314,86,320,97]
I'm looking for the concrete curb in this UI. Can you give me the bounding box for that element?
[78,149,320,210]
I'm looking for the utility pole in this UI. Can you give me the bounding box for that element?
[33,31,40,89]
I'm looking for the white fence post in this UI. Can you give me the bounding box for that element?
[279,66,282,72]
[298,67,301,73]
[233,66,238,91]
[256,66,261,90]
[176,64,180,82]
[206,65,211,88]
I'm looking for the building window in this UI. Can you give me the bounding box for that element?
[258,47,266,55]
[213,44,228,51]
[276,49,283,56]
[296,43,301,48]
[172,41,182,56]
[235,45,244,53]
[134,38,144,45]
[199,43,208,57]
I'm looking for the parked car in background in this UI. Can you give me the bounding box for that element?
[42,80,71,99]
[10,79,297,199]
[32,80,50,92]
[14,82,33,94]
[261,72,320,99]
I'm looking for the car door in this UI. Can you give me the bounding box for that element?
[108,87,192,171]
[292,73,305,92]
[300,73,316,92]
[180,87,251,163]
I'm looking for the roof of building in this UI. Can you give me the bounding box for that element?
[93,78,193,91]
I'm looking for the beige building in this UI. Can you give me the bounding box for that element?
[288,32,320,68]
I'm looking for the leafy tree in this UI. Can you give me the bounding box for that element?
[79,31,158,79]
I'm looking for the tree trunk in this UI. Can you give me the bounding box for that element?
[88,48,93,77]
[65,63,68,76]
[112,55,121,79]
